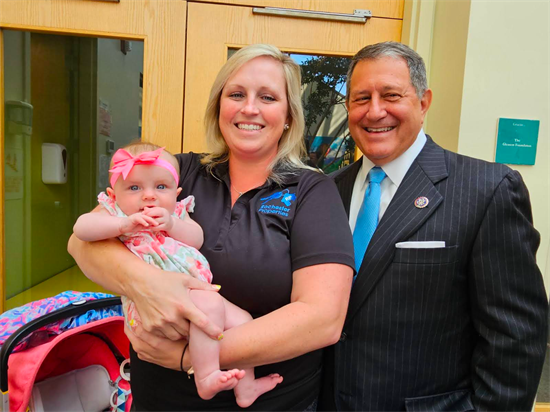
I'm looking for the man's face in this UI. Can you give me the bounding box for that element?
[346,56,432,166]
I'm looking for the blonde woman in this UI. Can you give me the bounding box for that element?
[69,44,354,411]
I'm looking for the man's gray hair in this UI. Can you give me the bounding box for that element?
[346,41,428,99]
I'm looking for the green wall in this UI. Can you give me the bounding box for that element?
[27,34,77,293]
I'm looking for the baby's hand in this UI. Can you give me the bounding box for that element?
[142,207,173,232]
[120,212,159,234]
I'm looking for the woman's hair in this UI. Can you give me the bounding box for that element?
[201,44,313,184]
[109,141,180,186]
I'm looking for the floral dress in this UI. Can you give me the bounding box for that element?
[97,192,213,327]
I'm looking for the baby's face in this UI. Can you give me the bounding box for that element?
[110,161,180,216]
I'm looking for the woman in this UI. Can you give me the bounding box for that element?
[68,44,354,411]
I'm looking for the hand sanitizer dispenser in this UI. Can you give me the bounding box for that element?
[42,143,67,184]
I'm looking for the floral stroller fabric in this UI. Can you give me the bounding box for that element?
[0,292,130,412]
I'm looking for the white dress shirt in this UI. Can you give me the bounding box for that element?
[349,130,427,232]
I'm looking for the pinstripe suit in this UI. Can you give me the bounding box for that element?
[322,136,548,411]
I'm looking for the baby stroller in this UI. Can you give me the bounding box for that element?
[0,292,131,412]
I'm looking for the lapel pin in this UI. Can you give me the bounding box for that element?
[414,196,429,209]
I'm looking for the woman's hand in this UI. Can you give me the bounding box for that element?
[125,324,189,371]
[127,269,223,341]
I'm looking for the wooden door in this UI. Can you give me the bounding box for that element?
[183,1,403,154]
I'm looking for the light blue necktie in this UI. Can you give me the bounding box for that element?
[353,166,386,274]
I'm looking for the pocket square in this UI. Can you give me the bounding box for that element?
[395,241,446,249]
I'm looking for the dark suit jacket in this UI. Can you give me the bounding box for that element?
[321,136,548,411]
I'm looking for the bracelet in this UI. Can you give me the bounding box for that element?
[180,342,189,372]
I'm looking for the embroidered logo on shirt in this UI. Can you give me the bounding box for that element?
[258,189,296,217]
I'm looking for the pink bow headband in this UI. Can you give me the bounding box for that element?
[109,147,179,188]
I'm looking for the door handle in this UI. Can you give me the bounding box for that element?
[252,7,371,24]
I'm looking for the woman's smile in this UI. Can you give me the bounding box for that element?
[235,122,264,131]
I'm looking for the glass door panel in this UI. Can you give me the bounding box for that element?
[292,54,354,173]
[3,30,143,308]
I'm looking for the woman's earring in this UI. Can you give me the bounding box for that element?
[284,124,290,131]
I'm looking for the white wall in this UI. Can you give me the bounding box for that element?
[457,0,549,293]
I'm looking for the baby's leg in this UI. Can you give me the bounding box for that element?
[223,299,283,408]
[189,290,245,400]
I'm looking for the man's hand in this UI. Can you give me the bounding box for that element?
[120,212,158,234]
[127,268,223,341]
[142,207,173,232]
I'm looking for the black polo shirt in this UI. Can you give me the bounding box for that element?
[130,153,354,411]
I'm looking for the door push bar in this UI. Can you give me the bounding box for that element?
[252,7,372,24]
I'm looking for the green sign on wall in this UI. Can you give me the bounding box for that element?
[495,118,539,165]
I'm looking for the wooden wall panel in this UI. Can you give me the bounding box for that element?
[192,0,404,19]
[0,0,187,153]
[183,1,402,153]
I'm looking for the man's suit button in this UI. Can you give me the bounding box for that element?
[339,332,347,342]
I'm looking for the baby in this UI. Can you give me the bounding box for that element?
[73,142,282,407]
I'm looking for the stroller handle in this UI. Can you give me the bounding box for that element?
[0,297,121,392]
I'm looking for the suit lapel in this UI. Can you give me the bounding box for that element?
[346,137,449,324]
[333,158,363,217]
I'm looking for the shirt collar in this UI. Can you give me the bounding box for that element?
[358,129,427,187]
[208,157,302,187]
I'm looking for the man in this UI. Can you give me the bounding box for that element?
[321,42,548,411]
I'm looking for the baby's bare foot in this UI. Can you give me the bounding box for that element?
[235,373,283,408]
[196,369,245,400]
